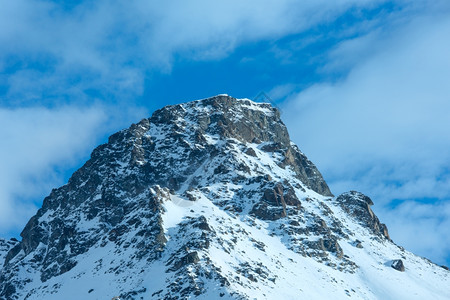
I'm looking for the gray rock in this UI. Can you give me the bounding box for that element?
[170,252,200,271]
[391,259,405,272]
[336,191,390,240]
[250,181,302,220]
[0,238,19,267]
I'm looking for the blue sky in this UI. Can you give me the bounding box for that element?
[1,0,450,266]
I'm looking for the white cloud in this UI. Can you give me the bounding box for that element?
[0,106,104,233]
[380,201,450,265]
[282,6,450,264]
[0,0,387,104]
[0,104,147,236]
[284,11,450,193]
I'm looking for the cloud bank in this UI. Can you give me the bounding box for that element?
[0,105,146,235]
[0,106,105,232]
[283,5,450,264]
[0,0,385,105]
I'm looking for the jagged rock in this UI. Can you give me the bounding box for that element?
[323,237,344,258]
[391,259,405,272]
[336,191,390,240]
[170,252,200,271]
[0,238,19,267]
[244,147,257,157]
[250,202,285,221]
[250,182,301,220]
[193,216,212,232]
[305,236,343,259]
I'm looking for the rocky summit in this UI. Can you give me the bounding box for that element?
[0,95,449,299]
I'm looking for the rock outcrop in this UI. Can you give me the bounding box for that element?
[0,238,18,266]
[335,191,390,240]
[392,259,405,272]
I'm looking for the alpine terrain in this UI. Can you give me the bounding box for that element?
[0,95,448,299]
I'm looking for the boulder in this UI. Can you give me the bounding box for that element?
[391,259,405,272]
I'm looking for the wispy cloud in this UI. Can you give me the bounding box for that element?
[380,201,450,265]
[282,3,450,264]
[0,104,146,235]
[0,0,387,105]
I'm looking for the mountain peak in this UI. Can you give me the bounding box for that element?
[1,95,448,299]
[146,94,332,196]
[150,94,286,145]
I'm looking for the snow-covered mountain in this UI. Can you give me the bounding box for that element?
[1,95,448,299]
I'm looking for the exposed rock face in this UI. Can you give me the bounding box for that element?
[0,239,18,267]
[0,95,448,299]
[392,259,405,272]
[250,181,301,220]
[146,95,332,196]
[335,191,390,240]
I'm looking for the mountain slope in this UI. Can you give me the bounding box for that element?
[1,95,448,299]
